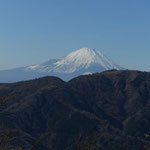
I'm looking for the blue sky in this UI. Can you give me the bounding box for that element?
[0,0,150,71]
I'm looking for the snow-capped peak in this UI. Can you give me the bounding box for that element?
[53,48,121,73]
[26,47,122,74]
[0,47,123,82]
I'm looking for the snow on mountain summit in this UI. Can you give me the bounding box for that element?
[55,48,102,69]
[26,47,121,74]
[54,48,120,73]
[0,47,122,82]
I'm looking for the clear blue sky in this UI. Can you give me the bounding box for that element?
[0,0,150,71]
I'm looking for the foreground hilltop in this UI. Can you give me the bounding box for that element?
[0,70,150,150]
[0,48,122,82]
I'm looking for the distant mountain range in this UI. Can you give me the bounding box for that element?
[0,70,150,150]
[0,48,122,82]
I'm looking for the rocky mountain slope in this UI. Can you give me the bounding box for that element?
[0,70,150,150]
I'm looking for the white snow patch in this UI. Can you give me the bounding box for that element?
[82,72,92,75]
[27,65,39,70]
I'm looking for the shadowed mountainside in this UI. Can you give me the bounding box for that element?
[0,70,150,150]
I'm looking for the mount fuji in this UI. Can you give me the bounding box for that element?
[0,48,122,82]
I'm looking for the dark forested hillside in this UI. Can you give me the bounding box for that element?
[0,70,150,150]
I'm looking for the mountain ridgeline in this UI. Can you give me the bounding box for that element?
[0,70,150,150]
[0,48,122,82]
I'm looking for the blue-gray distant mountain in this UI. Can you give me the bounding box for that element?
[0,48,122,82]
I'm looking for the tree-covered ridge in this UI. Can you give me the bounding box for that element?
[0,70,150,150]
